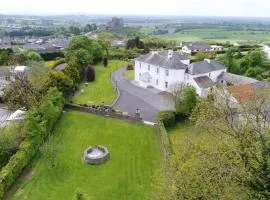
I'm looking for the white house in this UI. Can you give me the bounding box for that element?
[134,50,227,97]
[182,42,224,54]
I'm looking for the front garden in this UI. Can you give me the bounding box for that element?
[8,111,161,200]
[72,60,128,105]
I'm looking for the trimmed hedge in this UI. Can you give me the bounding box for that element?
[0,88,64,199]
[156,121,172,159]
[40,52,65,61]
[157,111,176,128]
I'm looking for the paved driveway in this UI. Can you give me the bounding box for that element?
[111,68,174,122]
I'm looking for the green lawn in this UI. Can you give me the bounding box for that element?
[72,60,128,105]
[124,70,134,80]
[9,111,161,200]
[168,123,217,151]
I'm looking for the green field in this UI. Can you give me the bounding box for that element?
[72,60,128,105]
[157,29,270,43]
[8,111,161,200]
[124,70,134,80]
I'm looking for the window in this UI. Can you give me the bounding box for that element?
[156,79,159,85]
[148,65,150,71]
[139,62,141,68]
[209,72,211,77]
[165,81,168,88]
[156,67,159,74]
[165,70,169,76]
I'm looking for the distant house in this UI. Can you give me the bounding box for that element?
[0,66,30,101]
[0,38,11,49]
[182,42,224,54]
[23,38,70,53]
[134,50,226,97]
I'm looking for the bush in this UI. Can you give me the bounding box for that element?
[0,88,64,199]
[40,52,65,61]
[157,111,176,128]
[85,65,95,82]
[126,64,133,70]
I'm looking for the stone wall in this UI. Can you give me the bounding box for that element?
[65,103,143,123]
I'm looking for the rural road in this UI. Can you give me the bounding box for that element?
[111,68,174,122]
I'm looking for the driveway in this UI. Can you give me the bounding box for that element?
[111,68,174,122]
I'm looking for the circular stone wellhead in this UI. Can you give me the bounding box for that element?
[83,145,110,165]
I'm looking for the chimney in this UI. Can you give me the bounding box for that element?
[204,59,211,63]
[168,50,173,58]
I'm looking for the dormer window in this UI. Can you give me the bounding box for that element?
[148,65,150,71]
[156,68,159,74]
[165,69,169,76]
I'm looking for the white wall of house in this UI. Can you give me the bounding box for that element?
[135,60,186,91]
[182,46,192,54]
[135,59,226,97]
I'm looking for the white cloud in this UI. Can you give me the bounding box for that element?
[0,0,270,17]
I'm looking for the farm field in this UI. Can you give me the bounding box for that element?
[8,111,161,200]
[156,28,270,43]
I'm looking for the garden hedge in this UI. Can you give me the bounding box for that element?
[0,88,64,199]
[157,110,176,128]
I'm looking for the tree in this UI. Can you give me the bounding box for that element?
[170,84,197,117]
[46,71,73,95]
[69,26,81,35]
[63,64,80,83]
[65,36,104,77]
[103,56,108,67]
[83,24,93,33]
[192,86,270,199]
[97,32,115,57]
[85,65,95,82]
[248,50,267,67]
[223,47,236,72]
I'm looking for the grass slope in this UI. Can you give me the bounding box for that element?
[9,111,160,200]
[72,60,128,105]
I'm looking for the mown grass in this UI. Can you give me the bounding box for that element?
[72,60,128,105]
[9,111,161,200]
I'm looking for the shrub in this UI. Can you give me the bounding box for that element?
[85,65,95,82]
[157,111,176,128]
[103,56,108,67]
[0,88,64,199]
[126,64,133,70]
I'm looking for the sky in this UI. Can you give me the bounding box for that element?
[1,0,270,17]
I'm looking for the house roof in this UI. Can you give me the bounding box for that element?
[227,81,269,102]
[188,60,225,75]
[136,51,188,70]
[193,76,214,89]
[217,72,258,85]
[182,42,211,51]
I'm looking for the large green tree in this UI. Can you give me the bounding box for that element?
[65,36,104,77]
[192,87,270,199]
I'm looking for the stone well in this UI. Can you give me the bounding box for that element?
[83,145,110,165]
